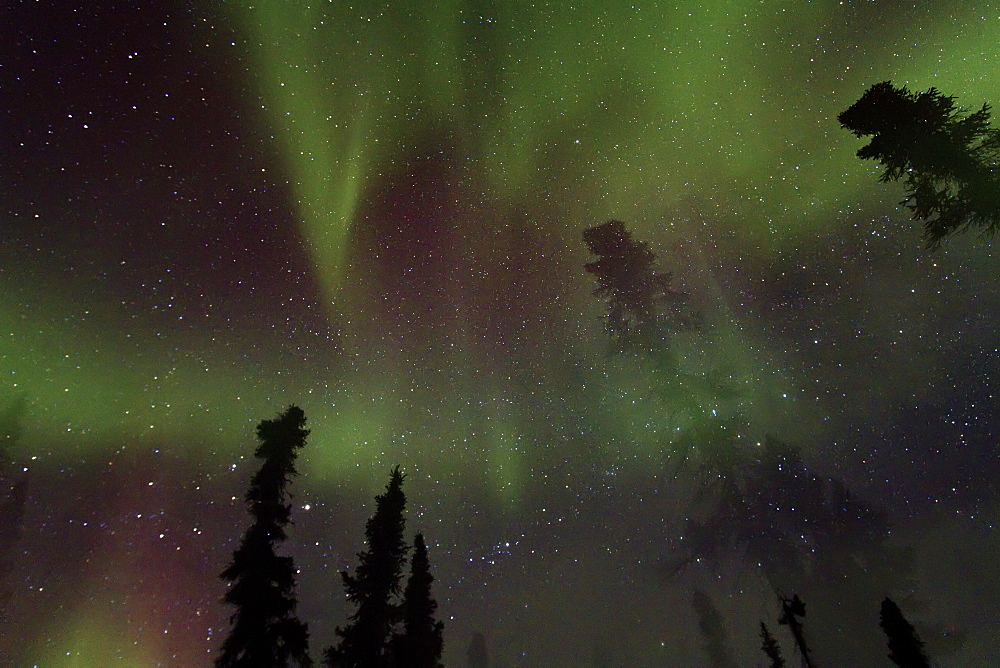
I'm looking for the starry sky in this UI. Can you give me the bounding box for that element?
[4,1,1000,665]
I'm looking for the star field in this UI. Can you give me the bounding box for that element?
[3,1,1000,665]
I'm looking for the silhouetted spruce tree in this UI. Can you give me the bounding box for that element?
[466,632,489,668]
[392,533,444,666]
[880,597,930,668]
[583,220,688,352]
[217,405,311,667]
[759,622,785,668]
[839,80,1000,247]
[777,594,814,668]
[326,466,408,667]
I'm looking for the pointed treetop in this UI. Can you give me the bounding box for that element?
[217,405,311,667]
[880,597,930,668]
[759,622,785,668]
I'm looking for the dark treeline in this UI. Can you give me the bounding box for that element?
[216,408,444,667]
[135,85,1000,664]
[757,593,930,668]
[582,220,957,665]
[0,74,988,666]
[211,404,948,666]
[326,465,444,668]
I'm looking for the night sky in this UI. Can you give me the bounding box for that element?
[4,1,1000,665]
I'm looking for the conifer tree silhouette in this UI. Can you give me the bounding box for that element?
[880,597,930,668]
[583,220,688,352]
[326,466,408,667]
[839,80,1000,247]
[217,405,311,667]
[393,533,444,666]
[759,622,785,668]
[777,594,814,668]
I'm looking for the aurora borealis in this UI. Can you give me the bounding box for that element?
[4,0,1000,664]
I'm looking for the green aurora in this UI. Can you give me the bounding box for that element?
[4,1,1000,664]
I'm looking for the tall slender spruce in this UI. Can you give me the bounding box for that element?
[393,533,444,666]
[759,622,785,668]
[218,405,311,667]
[880,597,930,668]
[777,594,814,668]
[326,466,408,667]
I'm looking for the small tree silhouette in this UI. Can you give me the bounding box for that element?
[777,594,814,668]
[880,597,930,668]
[217,405,311,667]
[759,622,785,668]
[839,80,1000,247]
[326,466,408,667]
[393,533,444,666]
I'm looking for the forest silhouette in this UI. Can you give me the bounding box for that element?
[5,82,992,665]
[212,210,967,664]
[211,402,945,666]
